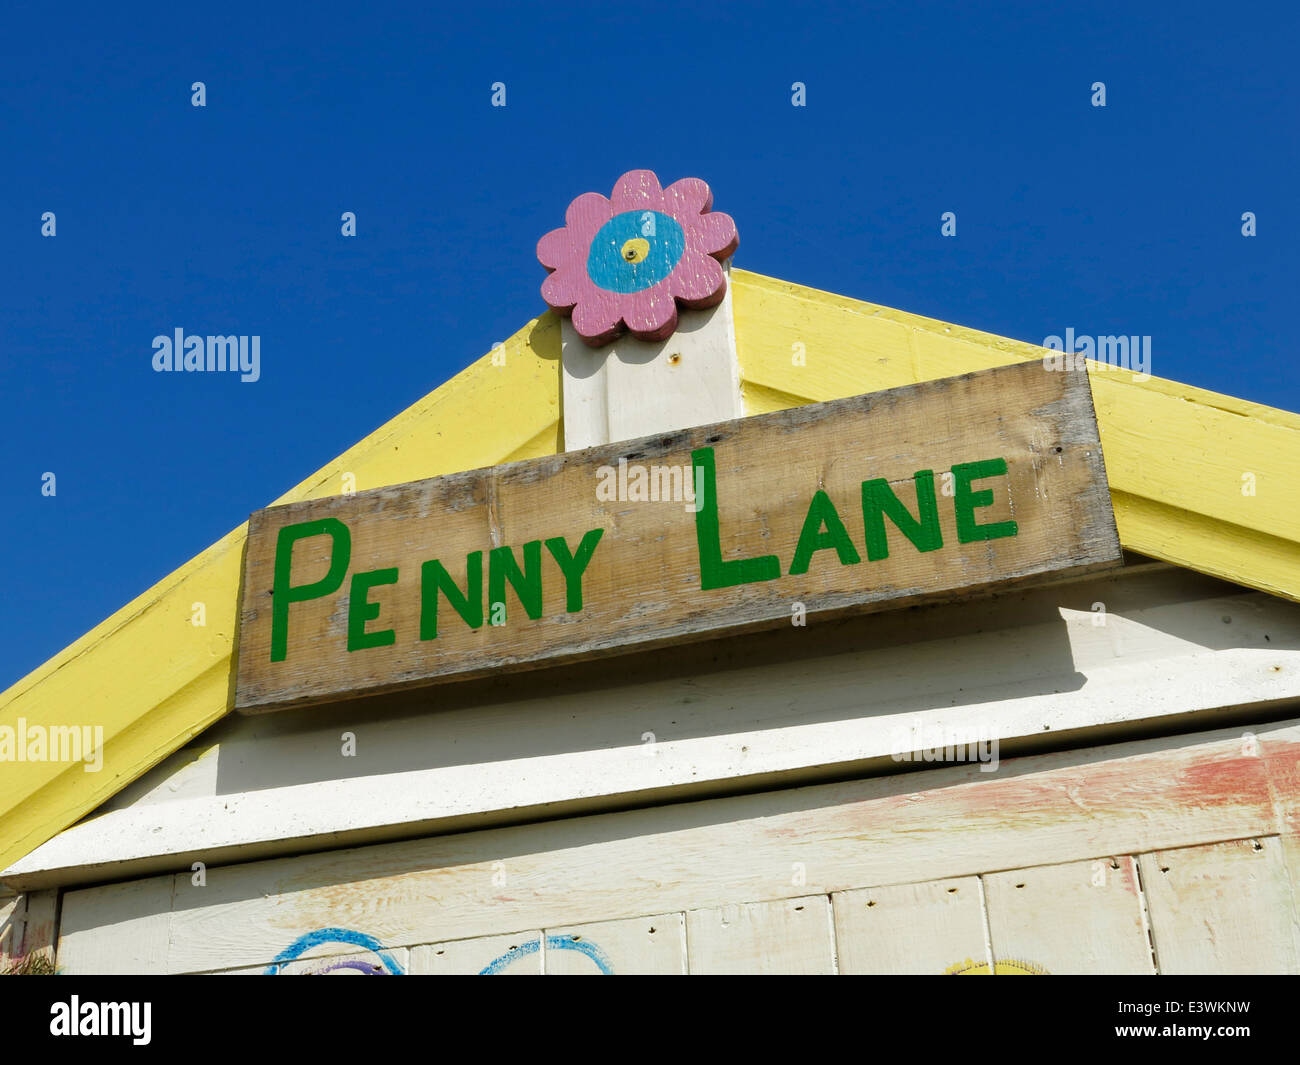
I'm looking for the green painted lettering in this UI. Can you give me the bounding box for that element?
[420,552,483,639]
[545,529,604,612]
[953,458,1019,543]
[789,490,861,574]
[488,540,544,622]
[692,447,780,590]
[347,568,398,651]
[861,470,943,561]
[270,518,351,662]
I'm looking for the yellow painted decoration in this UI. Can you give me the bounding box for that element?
[2,266,1298,879]
[621,237,650,263]
[946,957,1049,975]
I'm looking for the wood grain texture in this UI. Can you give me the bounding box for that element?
[1139,838,1300,974]
[686,896,835,975]
[147,926,413,976]
[410,933,540,975]
[236,360,1120,712]
[833,878,988,975]
[52,718,1292,974]
[253,946,409,976]
[0,891,54,969]
[58,875,173,975]
[984,858,1154,974]
[545,914,685,975]
[0,893,20,967]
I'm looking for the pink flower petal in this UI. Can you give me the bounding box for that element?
[537,227,582,273]
[664,177,713,218]
[669,249,727,308]
[684,211,739,259]
[540,267,592,311]
[538,192,617,276]
[572,291,626,347]
[565,191,613,232]
[610,169,666,212]
[621,286,680,342]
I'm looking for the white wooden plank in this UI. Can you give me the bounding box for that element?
[267,946,408,976]
[13,569,1296,891]
[1259,730,1300,962]
[46,714,1293,974]
[57,874,173,975]
[20,889,58,968]
[0,891,49,971]
[209,946,409,975]
[410,932,541,975]
[832,878,987,975]
[686,896,835,975]
[984,858,1154,974]
[545,913,685,975]
[1139,837,1300,974]
[0,893,24,968]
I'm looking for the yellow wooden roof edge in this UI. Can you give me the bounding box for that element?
[1,269,1296,879]
[736,268,1300,431]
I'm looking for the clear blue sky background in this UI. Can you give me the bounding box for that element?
[1,1,1295,688]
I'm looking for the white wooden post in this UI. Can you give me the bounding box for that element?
[560,266,743,450]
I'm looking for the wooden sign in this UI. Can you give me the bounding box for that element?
[235,361,1120,713]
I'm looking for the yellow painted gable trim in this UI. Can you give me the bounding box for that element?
[2,269,1297,879]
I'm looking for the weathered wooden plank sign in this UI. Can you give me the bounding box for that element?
[235,361,1120,713]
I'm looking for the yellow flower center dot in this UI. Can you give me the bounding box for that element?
[621,237,650,263]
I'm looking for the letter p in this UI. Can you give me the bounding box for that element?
[270,518,352,662]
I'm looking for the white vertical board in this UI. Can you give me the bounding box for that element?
[833,877,987,975]
[984,858,1154,974]
[686,895,835,975]
[0,893,22,967]
[560,273,742,449]
[19,890,58,968]
[57,875,173,975]
[1139,837,1300,974]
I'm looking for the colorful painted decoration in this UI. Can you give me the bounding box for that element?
[537,170,739,347]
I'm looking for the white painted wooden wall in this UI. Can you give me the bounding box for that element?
[8,562,1299,889]
[53,715,1300,974]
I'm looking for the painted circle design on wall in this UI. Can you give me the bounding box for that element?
[263,927,406,975]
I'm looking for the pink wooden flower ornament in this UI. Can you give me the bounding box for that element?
[537,170,739,347]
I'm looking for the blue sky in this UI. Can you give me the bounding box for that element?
[1,1,1295,687]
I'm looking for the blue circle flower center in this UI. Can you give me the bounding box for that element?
[586,211,685,294]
